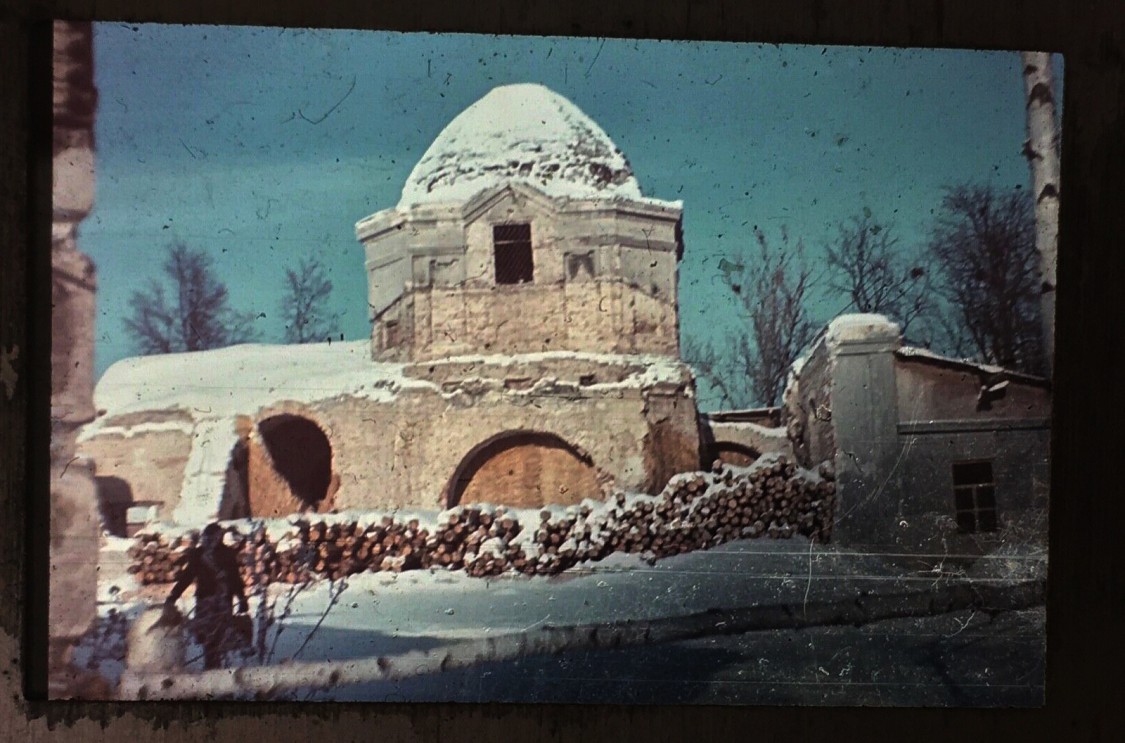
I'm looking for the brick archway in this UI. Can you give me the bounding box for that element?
[446,431,602,509]
[711,442,761,468]
[246,414,335,517]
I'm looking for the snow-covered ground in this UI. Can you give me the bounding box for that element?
[79,531,1046,705]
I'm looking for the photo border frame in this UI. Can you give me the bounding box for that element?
[3,0,1121,739]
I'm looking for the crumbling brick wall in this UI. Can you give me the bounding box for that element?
[783,339,834,469]
[397,279,677,360]
[245,416,339,518]
[79,419,195,520]
[363,189,682,361]
[79,361,701,521]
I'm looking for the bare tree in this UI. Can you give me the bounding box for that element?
[745,227,817,406]
[686,227,816,408]
[681,337,748,411]
[1020,51,1061,377]
[825,210,931,336]
[124,241,259,354]
[925,300,976,361]
[928,184,1044,375]
[279,257,339,344]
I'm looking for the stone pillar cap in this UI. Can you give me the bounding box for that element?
[825,313,902,346]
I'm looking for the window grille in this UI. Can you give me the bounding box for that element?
[951,461,998,533]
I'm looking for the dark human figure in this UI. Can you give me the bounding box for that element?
[163,523,249,670]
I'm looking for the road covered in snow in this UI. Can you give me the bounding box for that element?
[87,532,1045,705]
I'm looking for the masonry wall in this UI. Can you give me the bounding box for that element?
[702,420,793,466]
[894,359,1051,421]
[404,280,677,359]
[310,381,699,511]
[363,188,682,361]
[886,358,1051,550]
[79,367,701,522]
[890,426,1050,550]
[641,390,704,493]
[783,340,834,469]
[824,333,902,547]
[455,435,603,508]
[80,428,194,519]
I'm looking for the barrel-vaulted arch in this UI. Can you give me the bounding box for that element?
[711,442,762,468]
[234,412,337,518]
[445,430,605,509]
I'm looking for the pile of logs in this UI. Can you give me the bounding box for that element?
[128,456,835,591]
[127,533,195,586]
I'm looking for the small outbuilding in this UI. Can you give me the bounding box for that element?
[783,314,1051,552]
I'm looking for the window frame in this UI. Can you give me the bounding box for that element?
[493,223,534,285]
[951,460,998,534]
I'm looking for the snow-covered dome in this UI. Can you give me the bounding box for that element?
[398,83,644,208]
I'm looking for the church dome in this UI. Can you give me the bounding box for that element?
[398,83,644,208]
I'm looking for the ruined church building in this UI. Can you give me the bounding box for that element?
[79,83,1050,552]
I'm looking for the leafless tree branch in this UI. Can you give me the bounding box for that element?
[123,241,260,354]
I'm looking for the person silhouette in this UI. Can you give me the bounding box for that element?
[163,523,249,670]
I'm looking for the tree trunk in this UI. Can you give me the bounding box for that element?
[1021,51,1061,377]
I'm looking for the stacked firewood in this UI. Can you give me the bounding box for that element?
[126,532,194,585]
[128,456,835,590]
[425,506,522,576]
[283,516,446,580]
[505,455,834,576]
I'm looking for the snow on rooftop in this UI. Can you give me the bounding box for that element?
[894,345,1005,375]
[398,83,649,209]
[87,341,431,429]
[895,345,1049,384]
[85,345,689,434]
[781,314,1047,391]
[425,349,675,366]
[708,420,790,439]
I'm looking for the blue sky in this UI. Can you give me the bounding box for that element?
[81,24,1062,408]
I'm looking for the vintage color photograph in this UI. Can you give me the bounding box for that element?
[48,21,1059,703]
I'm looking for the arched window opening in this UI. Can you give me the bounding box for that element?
[248,414,333,517]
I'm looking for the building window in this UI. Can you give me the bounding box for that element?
[493,223,533,284]
[384,319,401,348]
[952,461,998,533]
